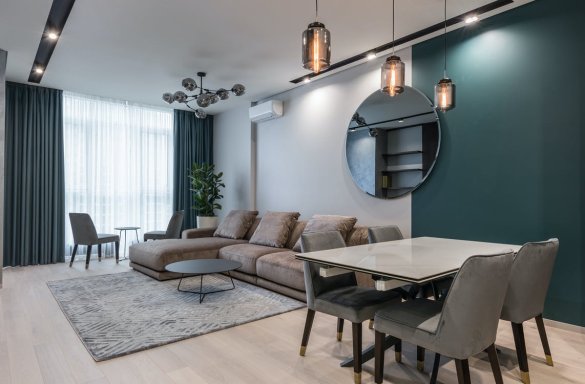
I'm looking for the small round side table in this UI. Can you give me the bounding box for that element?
[114,226,140,260]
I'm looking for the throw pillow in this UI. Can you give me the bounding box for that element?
[213,210,259,239]
[293,214,358,252]
[249,211,301,248]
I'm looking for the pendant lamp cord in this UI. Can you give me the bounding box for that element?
[443,0,447,78]
[392,0,395,55]
[315,0,318,20]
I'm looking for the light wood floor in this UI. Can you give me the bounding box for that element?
[1,259,584,384]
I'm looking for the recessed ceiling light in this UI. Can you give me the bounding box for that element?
[34,67,44,74]
[47,31,59,40]
[465,15,479,24]
[304,77,311,84]
[398,119,404,123]
[367,53,376,61]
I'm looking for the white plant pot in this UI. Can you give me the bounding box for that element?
[197,216,219,229]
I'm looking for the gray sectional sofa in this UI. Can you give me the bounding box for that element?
[129,213,371,302]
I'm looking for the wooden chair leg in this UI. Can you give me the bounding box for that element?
[85,245,92,269]
[98,244,102,262]
[455,359,471,384]
[417,345,425,372]
[535,314,553,366]
[430,353,441,384]
[337,318,344,341]
[69,244,78,267]
[394,338,402,363]
[486,343,504,384]
[512,322,530,384]
[374,330,385,384]
[352,322,362,384]
[300,309,315,356]
[115,241,120,264]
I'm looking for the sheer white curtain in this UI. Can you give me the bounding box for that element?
[63,92,174,257]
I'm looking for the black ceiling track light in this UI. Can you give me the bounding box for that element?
[290,0,513,84]
[28,0,76,84]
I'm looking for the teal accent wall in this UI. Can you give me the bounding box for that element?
[412,0,585,326]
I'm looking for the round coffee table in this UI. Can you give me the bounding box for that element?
[165,259,242,303]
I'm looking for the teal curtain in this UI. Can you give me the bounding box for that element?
[173,110,213,230]
[4,82,65,266]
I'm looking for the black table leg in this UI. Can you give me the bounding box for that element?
[340,335,399,367]
[176,272,237,303]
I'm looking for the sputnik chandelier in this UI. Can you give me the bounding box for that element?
[162,72,245,118]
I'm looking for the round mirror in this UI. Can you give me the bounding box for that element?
[345,86,440,199]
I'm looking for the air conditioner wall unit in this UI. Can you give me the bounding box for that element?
[249,100,283,122]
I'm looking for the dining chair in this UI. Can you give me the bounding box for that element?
[373,251,515,384]
[299,231,402,384]
[144,210,184,241]
[500,238,559,384]
[69,213,120,269]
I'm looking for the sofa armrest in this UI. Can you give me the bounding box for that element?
[182,227,217,239]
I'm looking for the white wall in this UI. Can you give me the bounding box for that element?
[213,106,253,219]
[0,49,6,286]
[214,48,413,236]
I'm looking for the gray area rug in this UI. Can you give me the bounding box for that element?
[47,271,304,361]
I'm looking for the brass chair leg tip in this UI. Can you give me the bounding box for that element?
[354,372,361,384]
[336,332,342,341]
[546,354,554,366]
[417,360,424,372]
[520,370,531,384]
[299,346,306,356]
[395,351,402,363]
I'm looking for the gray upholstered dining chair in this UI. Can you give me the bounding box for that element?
[69,213,120,269]
[143,210,184,241]
[368,225,403,243]
[299,231,402,384]
[373,251,515,384]
[500,238,559,384]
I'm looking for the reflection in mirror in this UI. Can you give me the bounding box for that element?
[346,86,440,199]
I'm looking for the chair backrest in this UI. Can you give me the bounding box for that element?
[434,251,515,360]
[300,231,357,309]
[165,210,185,238]
[500,238,559,323]
[368,225,403,243]
[69,213,98,245]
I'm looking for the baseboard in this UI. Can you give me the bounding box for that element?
[543,317,585,334]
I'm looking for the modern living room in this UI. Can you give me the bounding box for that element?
[1,0,584,383]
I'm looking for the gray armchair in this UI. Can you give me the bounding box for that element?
[143,211,184,241]
[367,225,403,243]
[299,231,402,384]
[69,213,120,269]
[500,238,559,384]
[373,251,515,384]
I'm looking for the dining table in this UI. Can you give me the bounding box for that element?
[295,236,522,367]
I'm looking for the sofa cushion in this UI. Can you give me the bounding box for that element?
[256,251,306,292]
[219,244,282,274]
[129,238,246,272]
[347,225,369,247]
[249,211,300,248]
[292,214,357,252]
[286,220,307,249]
[244,217,261,240]
[214,210,259,239]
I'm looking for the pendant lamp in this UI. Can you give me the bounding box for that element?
[381,0,405,96]
[435,0,456,111]
[302,0,331,73]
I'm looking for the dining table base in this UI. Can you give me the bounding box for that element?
[340,334,399,367]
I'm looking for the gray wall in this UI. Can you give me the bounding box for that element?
[0,49,6,287]
[214,48,413,234]
[213,105,254,219]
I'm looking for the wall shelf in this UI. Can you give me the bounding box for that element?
[382,150,423,158]
[382,164,424,173]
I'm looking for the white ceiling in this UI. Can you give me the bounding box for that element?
[0,0,532,115]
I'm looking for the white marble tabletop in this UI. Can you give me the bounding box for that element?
[296,236,521,283]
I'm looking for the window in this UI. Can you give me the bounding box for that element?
[63,92,173,256]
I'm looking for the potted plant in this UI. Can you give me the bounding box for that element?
[188,162,225,228]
